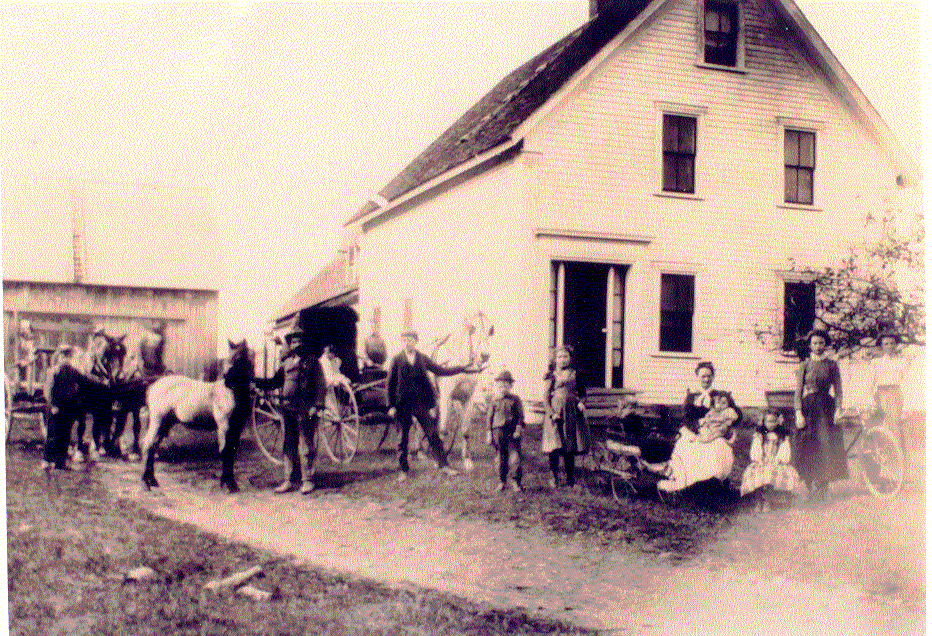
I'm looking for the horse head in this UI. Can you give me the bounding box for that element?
[223,339,255,394]
[91,331,128,383]
[465,312,494,369]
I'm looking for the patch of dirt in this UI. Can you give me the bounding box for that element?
[94,450,924,635]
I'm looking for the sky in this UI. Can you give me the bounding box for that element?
[0,1,924,353]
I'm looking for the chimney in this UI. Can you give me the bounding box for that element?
[70,184,88,284]
[589,0,622,18]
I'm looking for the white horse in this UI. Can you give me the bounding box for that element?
[429,312,495,471]
[140,340,254,493]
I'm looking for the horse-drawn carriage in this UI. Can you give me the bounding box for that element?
[250,312,495,468]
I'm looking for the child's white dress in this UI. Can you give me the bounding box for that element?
[740,432,803,496]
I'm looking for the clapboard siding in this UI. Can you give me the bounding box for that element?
[523,0,903,405]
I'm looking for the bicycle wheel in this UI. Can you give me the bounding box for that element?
[319,383,360,464]
[859,427,904,498]
[251,393,284,466]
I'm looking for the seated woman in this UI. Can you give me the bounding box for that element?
[641,361,742,493]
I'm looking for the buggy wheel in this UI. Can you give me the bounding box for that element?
[610,473,631,502]
[319,383,360,464]
[4,373,11,441]
[251,393,284,466]
[860,427,904,498]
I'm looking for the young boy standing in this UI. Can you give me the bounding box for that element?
[485,370,524,492]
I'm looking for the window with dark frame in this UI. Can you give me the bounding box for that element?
[659,273,695,353]
[782,280,816,352]
[704,1,738,67]
[785,129,815,204]
[662,114,696,194]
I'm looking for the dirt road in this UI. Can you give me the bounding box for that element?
[95,458,923,636]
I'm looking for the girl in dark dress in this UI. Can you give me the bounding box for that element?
[541,346,588,488]
[794,329,846,502]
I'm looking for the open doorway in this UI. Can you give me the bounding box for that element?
[551,261,627,389]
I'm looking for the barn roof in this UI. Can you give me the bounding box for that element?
[273,255,357,323]
[2,179,222,291]
[346,0,918,228]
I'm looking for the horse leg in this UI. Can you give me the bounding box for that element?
[73,411,90,463]
[90,401,112,460]
[218,412,245,493]
[129,406,143,459]
[140,409,172,489]
[109,404,128,458]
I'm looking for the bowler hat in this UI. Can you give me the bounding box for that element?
[400,329,418,342]
[494,370,515,384]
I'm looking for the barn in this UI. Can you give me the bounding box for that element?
[3,179,222,390]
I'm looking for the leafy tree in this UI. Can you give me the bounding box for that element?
[757,210,924,359]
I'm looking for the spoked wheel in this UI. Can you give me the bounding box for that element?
[319,383,360,464]
[859,427,904,498]
[251,392,284,466]
[4,373,12,441]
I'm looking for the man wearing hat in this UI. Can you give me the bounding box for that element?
[254,324,327,494]
[387,328,476,480]
[485,369,525,492]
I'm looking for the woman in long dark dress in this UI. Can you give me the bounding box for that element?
[793,329,846,502]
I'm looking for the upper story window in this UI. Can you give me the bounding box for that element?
[662,114,696,194]
[659,272,695,353]
[704,1,739,67]
[784,129,816,205]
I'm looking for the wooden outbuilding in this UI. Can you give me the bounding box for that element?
[3,179,221,388]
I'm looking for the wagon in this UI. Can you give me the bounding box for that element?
[250,359,394,466]
[4,346,55,443]
[584,392,679,501]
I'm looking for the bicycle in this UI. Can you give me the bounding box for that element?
[838,408,904,499]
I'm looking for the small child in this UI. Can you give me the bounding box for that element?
[695,390,739,444]
[740,408,802,512]
[485,370,524,492]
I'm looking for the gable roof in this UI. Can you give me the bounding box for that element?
[345,0,654,226]
[346,0,918,228]
[274,254,357,323]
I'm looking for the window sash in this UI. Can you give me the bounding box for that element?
[782,280,816,351]
[784,130,816,204]
[704,2,738,66]
[659,274,695,352]
[662,115,696,193]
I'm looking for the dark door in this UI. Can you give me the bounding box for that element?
[562,262,609,389]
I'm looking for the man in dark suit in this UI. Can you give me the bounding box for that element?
[387,328,477,481]
[254,325,327,494]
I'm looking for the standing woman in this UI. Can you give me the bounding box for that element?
[541,346,588,488]
[869,331,908,454]
[794,329,846,502]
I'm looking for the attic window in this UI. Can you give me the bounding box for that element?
[700,0,743,70]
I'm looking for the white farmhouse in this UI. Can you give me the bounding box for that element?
[289,0,918,408]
